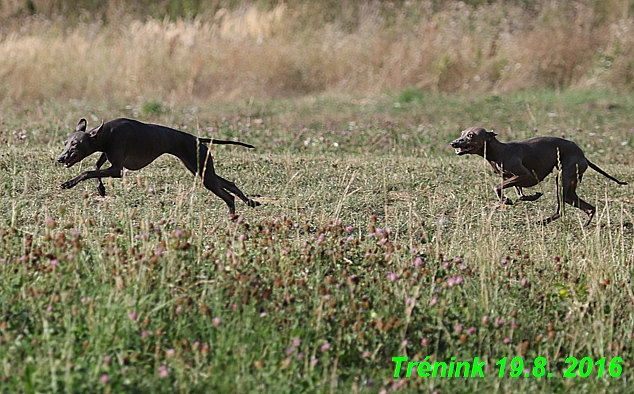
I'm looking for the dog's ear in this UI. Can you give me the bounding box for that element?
[88,120,104,138]
[76,118,87,132]
[485,131,497,141]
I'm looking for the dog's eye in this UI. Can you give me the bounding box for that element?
[467,133,474,138]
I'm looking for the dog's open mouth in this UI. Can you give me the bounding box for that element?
[454,146,474,155]
[62,154,80,168]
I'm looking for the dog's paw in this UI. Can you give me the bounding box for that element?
[60,180,75,189]
[248,199,261,208]
[96,183,106,197]
[539,213,560,225]
[519,192,543,202]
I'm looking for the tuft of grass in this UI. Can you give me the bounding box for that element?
[396,87,425,105]
[142,100,165,116]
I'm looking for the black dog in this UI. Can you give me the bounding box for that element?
[57,118,260,214]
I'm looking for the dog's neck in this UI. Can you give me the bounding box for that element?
[481,138,506,161]
[88,127,110,153]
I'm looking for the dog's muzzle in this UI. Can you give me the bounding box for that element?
[450,140,474,155]
[57,153,80,167]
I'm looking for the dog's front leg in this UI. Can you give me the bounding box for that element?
[93,153,108,196]
[494,183,513,205]
[514,187,543,202]
[494,174,537,205]
[540,175,561,225]
[60,166,123,190]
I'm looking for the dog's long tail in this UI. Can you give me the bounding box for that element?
[198,138,255,149]
[588,161,628,185]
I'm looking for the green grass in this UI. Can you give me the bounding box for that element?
[1,90,633,393]
[142,100,166,117]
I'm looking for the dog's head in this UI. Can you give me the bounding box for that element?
[57,119,104,168]
[450,127,497,156]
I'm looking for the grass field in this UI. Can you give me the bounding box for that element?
[0,89,633,392]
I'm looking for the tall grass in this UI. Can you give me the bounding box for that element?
[3,0,634,104]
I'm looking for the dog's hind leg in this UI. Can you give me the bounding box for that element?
[203,175,237,214]
[559,161,595,227]
[570,196,595,227]
[217,176,260,208]
[198,151,238,214]
[176,144,237,214]
[562,177,595,227]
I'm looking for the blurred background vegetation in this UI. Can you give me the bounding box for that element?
[2,0,634,104]
[4,0,634,22]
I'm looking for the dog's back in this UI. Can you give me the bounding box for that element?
[504,136,587,178]
[518,136,584,154]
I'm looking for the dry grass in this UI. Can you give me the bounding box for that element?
[2,1,634,104]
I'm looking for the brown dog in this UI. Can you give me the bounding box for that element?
[450,127,627,226]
